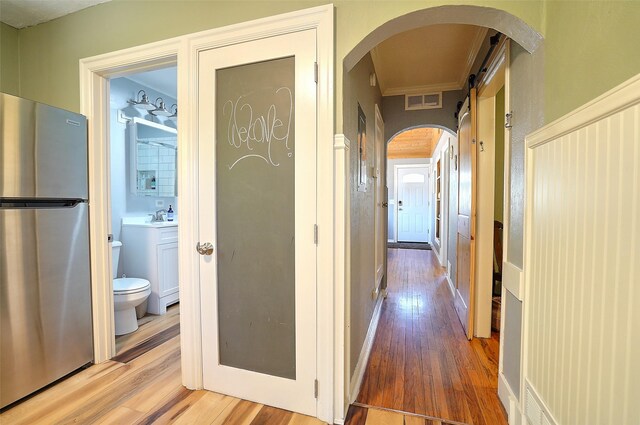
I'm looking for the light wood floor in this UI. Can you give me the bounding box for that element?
[354,248,507,425]
[115,303,180,356]
[1,249,505,425]
[1,304,325,425]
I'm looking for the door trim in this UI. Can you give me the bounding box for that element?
[393,163,430,243]
[80,4,334,423]
[80,38,181,366]
[186,6,334,422]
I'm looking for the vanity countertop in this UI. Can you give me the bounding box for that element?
[122,216,178,228]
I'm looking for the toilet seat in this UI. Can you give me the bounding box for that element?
[114,277,150,295]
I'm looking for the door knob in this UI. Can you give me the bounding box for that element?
[196,242,214,255]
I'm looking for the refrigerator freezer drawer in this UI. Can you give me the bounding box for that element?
[0,93,88,199]
[0,202,93,408]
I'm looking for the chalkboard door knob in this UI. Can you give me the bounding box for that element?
[196,242,214,255]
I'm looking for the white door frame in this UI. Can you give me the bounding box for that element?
[442,147,449,265]
[80,5,334,423]
[80,39,181,365]
[393,163,430,243]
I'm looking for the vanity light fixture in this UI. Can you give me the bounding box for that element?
[150,97,172,117]
[168,104,178,122]
[127,90,156,110]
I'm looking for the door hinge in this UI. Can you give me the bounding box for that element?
[107,233,113,242]
[505,111,513,129]
[314,379,319,398]
[314,224,318,245]
[314,62,318,84]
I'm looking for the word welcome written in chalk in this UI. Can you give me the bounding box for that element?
[222,86,293,170]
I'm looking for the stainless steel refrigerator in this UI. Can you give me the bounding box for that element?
[0,93,93,408]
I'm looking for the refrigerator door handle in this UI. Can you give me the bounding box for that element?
[0,199,84,209]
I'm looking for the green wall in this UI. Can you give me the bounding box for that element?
[8,1,640,126]
[1,22,20,95]
[544,0,640,122]
[344,52,382,378]
[11,0,544,127]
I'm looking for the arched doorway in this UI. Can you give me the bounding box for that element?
[341,5,543,425]
[386,126,454,247]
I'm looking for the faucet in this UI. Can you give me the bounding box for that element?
[149,209,167,222]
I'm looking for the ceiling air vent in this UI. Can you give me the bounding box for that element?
[405,92,442,111]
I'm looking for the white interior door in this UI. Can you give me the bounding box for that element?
[373,105,385,290]
[197,29,317,415]
[396,166,429,242]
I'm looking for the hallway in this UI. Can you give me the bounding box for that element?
[354,249,507,425]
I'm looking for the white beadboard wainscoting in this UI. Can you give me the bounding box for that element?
[523,74,640,425]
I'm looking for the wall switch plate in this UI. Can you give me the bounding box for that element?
[155,200,165,208]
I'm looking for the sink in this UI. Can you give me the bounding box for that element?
[122,216,178,227]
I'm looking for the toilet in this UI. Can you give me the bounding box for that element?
[112,241,151,336]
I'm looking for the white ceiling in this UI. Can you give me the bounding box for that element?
[371,24,488,96]
[0,0,111,29]
[125,67,177,99]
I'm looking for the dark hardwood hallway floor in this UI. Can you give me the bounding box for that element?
[354,248,507,425]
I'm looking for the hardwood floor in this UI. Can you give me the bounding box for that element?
[344,404,469,425]
[1,249,505,424]
[354,248,507,425]
[115,302,180,356]
[1,304,325,425]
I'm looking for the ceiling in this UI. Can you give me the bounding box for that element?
[371,24,488,96]
[0,0,111,29]
[388,128,443,159]
[125,67,177,99]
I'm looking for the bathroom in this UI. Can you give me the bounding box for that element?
[108,66,179,353]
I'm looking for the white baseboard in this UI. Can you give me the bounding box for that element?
[446,261,455,296]
[498,371,523,425]
[349,294,384,403]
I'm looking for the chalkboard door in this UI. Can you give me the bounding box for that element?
[197,29,317,415]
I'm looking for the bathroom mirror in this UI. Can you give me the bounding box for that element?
[128,117,177,197]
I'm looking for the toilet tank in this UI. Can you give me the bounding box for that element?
[112,241,122,278]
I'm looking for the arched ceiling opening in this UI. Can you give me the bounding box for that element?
[345,5,543,73]
[388,127,443,159]
[372,24,488,96]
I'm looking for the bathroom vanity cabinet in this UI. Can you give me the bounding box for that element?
[121,220,179,315]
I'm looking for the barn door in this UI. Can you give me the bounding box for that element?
[455,89,477,340]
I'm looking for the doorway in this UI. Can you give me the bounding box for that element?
[474,37,508,339]
[107,67,181,358]
[395,165,430,243]
[342,7,535,422]
[80,5,334,422]
[387,127,445,246]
